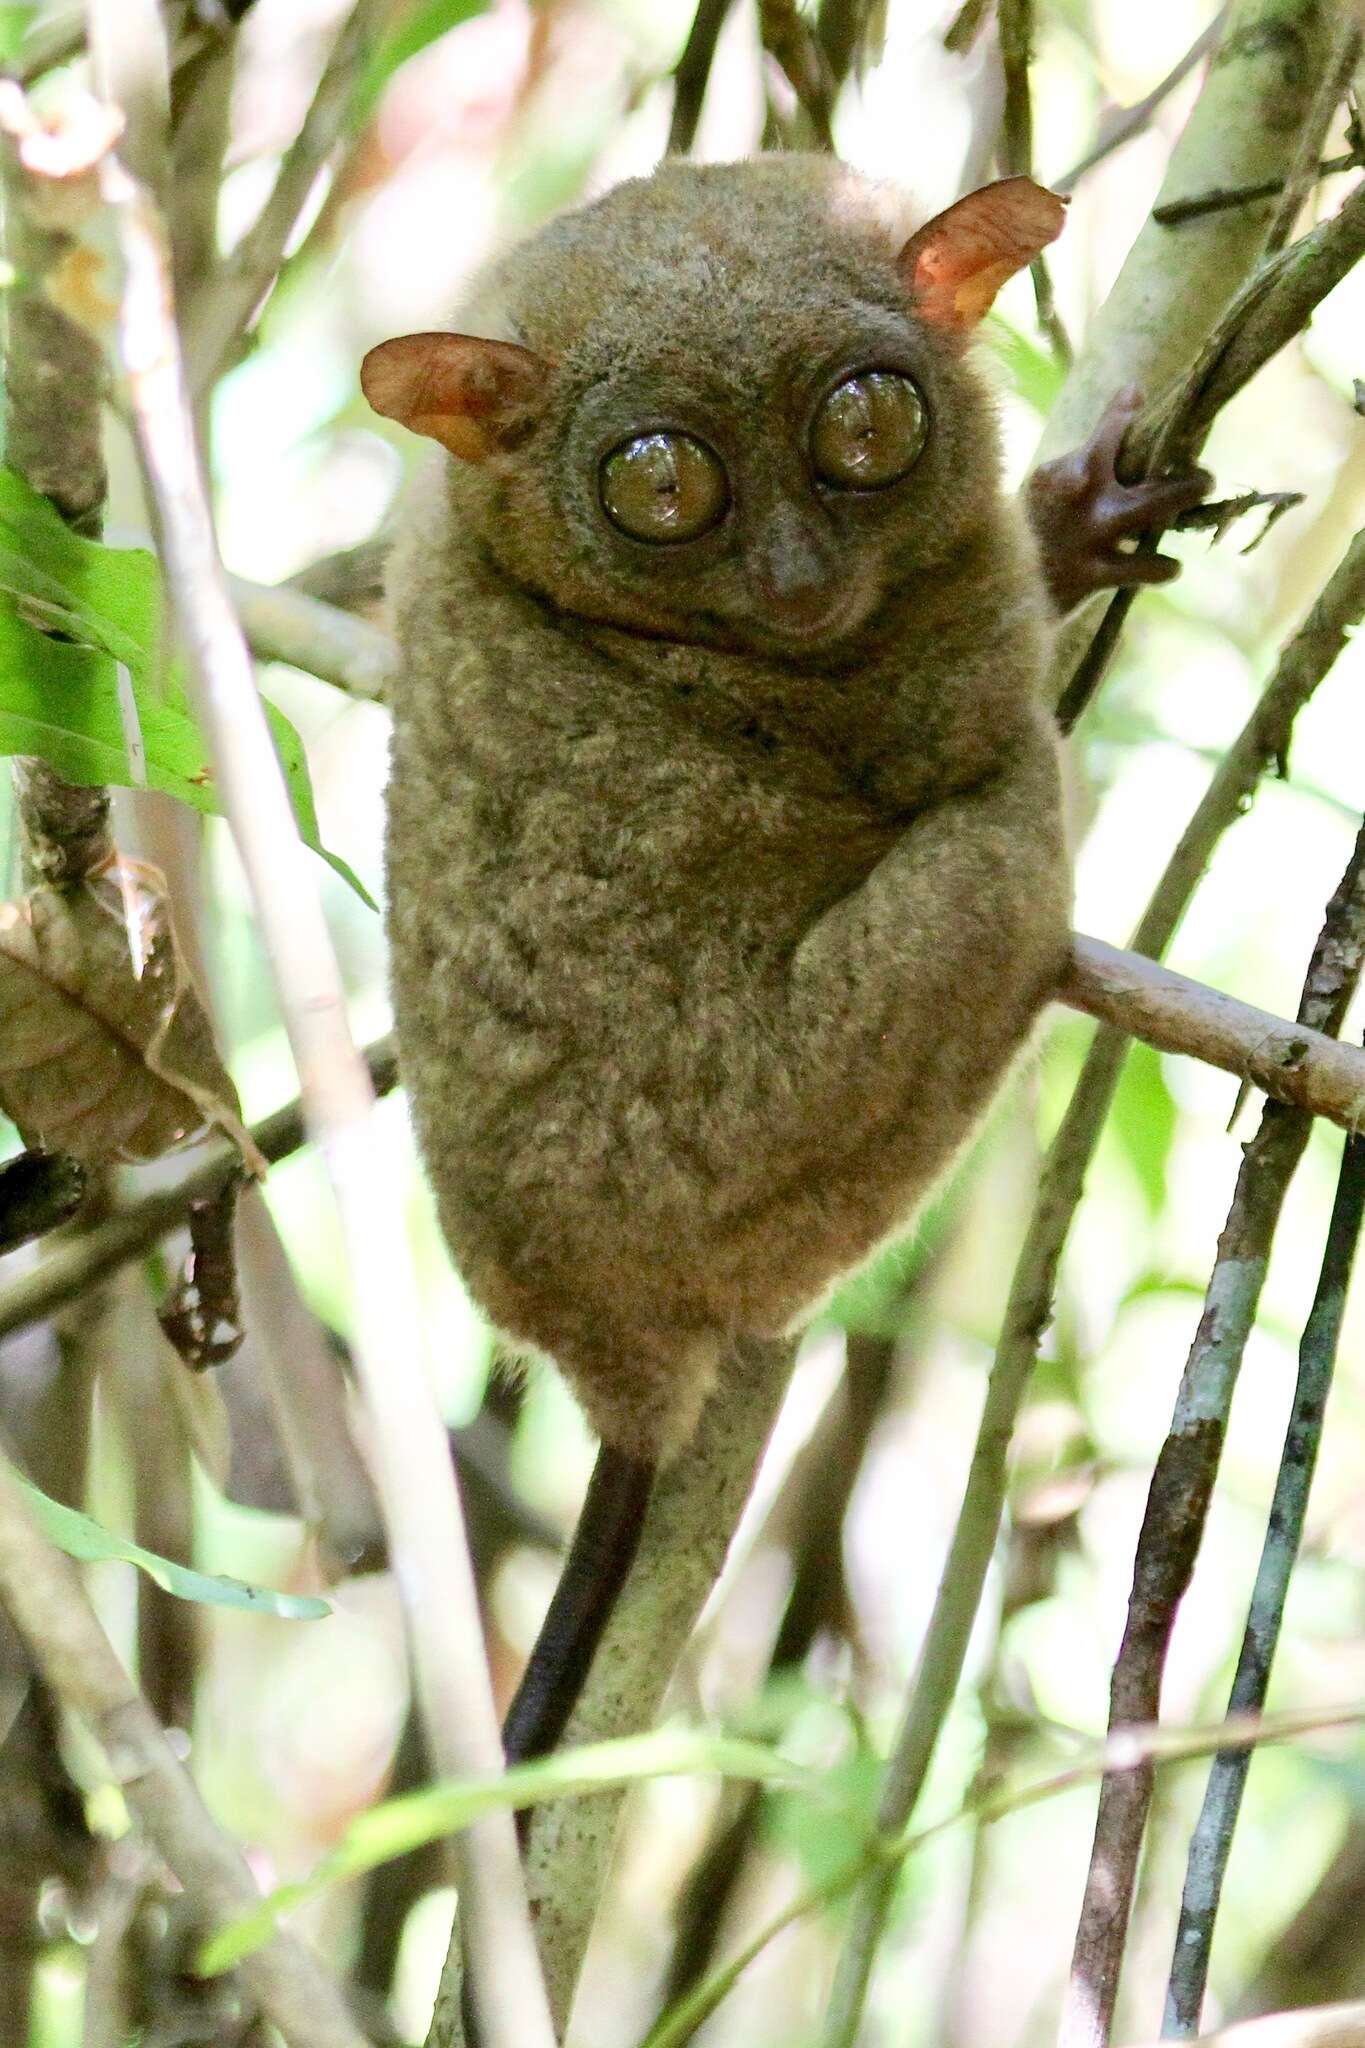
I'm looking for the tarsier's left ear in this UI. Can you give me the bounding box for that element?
[360,332,548,462]
[898,176,1067,335]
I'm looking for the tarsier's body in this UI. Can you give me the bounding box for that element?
[368,157,1200,1760]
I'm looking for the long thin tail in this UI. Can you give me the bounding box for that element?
[502,1443,655,1766]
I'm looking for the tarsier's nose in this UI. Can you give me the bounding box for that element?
[752,509,846,639]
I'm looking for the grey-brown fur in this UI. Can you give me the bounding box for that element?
[383,156,1071,1460]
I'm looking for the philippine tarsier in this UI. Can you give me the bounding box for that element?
[362,158,1207,1765]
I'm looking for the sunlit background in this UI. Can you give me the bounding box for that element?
[10,1,1365,2043]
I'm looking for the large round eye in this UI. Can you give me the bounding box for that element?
[811,371,928,490]
[600,431,728,543]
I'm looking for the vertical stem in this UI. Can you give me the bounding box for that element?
[86,62,555,2043]
[998,0,1071,363]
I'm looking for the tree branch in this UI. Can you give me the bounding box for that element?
[1036,0,1340,467]
[667,0,735,154]
[1058,936,1365,1131]
[230,572,395,699]
[0,88,114,885]
[1162,1121,1365,2034]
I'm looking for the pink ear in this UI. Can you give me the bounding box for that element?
[360,332,548,462]
[898,177,1067,333]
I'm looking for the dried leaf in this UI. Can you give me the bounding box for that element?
[0,859,264,1170]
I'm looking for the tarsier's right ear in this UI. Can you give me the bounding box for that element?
[360,333,548,463]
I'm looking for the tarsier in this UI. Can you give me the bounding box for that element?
[362,158,1206,1766]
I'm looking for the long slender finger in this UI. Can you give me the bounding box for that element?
[1090,470,1213,543]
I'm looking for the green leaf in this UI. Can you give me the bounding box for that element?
[354,0,490,123]
[987,312,1067,415]
[1109,1040,1177,1216]
[0,5,36,65]
[19,1477,329,1621]
[0,469,375,907]
[197,1726,810,1975]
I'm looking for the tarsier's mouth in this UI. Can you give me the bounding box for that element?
[747,588,871,652]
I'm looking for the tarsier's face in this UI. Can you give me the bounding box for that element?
[362,160,1065,660]
[542,303,960,658]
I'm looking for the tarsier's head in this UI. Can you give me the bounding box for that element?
[362,159,1064,660]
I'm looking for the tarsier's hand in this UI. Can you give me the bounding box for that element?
[1026,385,1211,617]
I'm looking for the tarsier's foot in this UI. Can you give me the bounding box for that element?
[1026,385,1212,616]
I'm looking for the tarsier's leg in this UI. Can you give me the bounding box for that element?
[1026,386,1211,616]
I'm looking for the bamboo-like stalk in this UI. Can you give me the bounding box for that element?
[1036,0,1340,464]
[79,18,556,2039]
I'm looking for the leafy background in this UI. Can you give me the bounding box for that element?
[5,2,1365,2045]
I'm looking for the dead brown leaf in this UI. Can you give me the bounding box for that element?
[0,859,263,1171]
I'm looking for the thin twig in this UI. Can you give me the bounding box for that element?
[1054,9,1228,190]
[816,518,1365,2048]
[0,1448,371,2048]
[1151,152,1359,227]
[943,0,993,57]
[1060,827,1365,2048]
[757,0,836,149]
[1162,1122,1365,2035]
[179,0,384,393]
[83,52,555,2044]
[817,0,875,83]
[1262,21,1361,253]
[649,1701,1364,2048]
[998,0,1072,364]
[667,0,734,154]
[1058,936,1365,1131]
